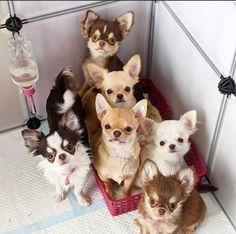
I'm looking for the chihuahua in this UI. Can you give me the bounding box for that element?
[22,67,91,207]
[138,111,197,177]
[82,54,141,139]
[135,160,206,234]
[80,10,134,97]
[87,54,141,108]
[91,93,147,198]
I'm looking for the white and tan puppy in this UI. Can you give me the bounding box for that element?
[91,94,147,198]
[138,111,197,178]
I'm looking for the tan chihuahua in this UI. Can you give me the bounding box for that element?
[135,160,206,234]
[91,93,147,198]
[82,54,141,139]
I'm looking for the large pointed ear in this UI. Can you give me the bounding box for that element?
[123,54,141,81]
[132,99,147,123]
[21,129,45,156]
[60,111,83,134]
[137,118,156,136]
[81,10,100,38]
[141,160,158,184]
[180,110,197,135]
[95,93,111,120]
[115,11,134,38]
[177,167,196,195]
[87,63,107,89]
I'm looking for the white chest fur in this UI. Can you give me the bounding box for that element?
[148,147,186,176]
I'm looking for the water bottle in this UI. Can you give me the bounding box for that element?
[8,34,39,88]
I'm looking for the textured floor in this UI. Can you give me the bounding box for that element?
[0,121,235,234]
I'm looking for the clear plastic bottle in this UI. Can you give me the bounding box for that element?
[8,34,39,88]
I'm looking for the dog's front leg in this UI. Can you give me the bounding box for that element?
[54,182,66,202]
[74,177,91,207]
[122,175,135,197]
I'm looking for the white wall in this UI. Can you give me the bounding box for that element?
[151,1,236,226]
[14,1,152,118]
[0,2,29,131]
[0,1,151,128]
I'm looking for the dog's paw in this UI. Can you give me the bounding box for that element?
[76,193,91,207]
[54,192,65,202]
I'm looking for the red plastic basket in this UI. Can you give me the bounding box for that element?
[92,77,207,216]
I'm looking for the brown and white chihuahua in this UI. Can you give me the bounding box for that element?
[135,160,206,234]
[80,10,134,97]
[91,93,147,198]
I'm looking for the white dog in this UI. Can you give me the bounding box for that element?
[138,111,197,177]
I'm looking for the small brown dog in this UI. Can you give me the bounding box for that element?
[82,54,141,139]
[135,160,206,234]
[91,93,147,198]
[80,10,134,97]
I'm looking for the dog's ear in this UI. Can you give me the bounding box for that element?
[60,111,83,134]
[180,110,197,135]
[81,10,100,38]
[95,93,111,120]
[141,160,158,184]
[137,118,156,136]
[177,167,196,195]
[115,11,134,38]
[87,63,108,89]
[21,129,45,156]
[132,99,147,123]
[123,54,141,81]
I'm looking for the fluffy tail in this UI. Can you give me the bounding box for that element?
[54,66,79,114]
[46,67,79,131]
[197,184,218,193]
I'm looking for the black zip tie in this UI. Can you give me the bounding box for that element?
[218,75,236,97]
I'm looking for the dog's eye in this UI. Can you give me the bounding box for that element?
[107,89,113,95]
[178,138,183,143]
[108,37,116,45]
[105,124,111,129]
[149,197,157,208]
[125,127,132,132]
[46,153,54,162]
[66,143,74,152]
[91,34,99,42]
[169,202,177,211]
[160,141,165,146]
[124,86,131,92]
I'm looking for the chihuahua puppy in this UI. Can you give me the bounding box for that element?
[22,67,91,207]
[87,54,141,108]
[138,111,197,177]
[82,54,141,139]
[91,93,147,198]
[135,160,206,234]
[80,10,134,97]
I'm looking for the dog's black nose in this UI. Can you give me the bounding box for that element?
[113,130,121,138]
[158,208,166,216]
[169,144,176,150]
[99,40,106,47]
[59,153,66,161]
[117,93,124,100]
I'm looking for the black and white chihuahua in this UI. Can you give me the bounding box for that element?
[22,67,91,207]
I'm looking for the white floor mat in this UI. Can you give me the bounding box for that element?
[0,122,235,234]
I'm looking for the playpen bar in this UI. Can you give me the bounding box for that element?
[161,1,223,78]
